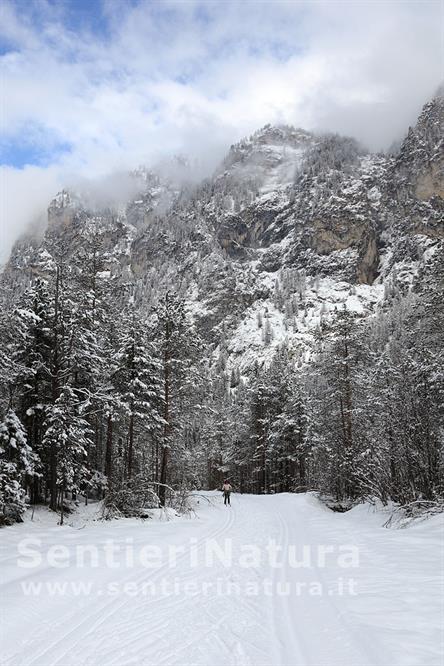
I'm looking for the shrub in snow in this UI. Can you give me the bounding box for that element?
[102,475,194,519]
[102,475,161,519]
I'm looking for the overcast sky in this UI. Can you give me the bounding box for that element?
[1,0,443,262]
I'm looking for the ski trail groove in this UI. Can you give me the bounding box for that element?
[272,504,310,666]
[24,506,235,666]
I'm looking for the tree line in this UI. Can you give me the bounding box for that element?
[1,228,443,524]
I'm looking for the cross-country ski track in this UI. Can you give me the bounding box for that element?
[1,492,442,666]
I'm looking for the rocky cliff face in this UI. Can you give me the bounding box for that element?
[2,90,443,374]
[394,92,444,201]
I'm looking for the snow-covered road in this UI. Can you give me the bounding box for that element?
[1,493,442,666]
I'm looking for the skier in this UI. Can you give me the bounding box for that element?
[222,480,232,506]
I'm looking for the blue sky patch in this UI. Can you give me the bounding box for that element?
[1,137,72,168]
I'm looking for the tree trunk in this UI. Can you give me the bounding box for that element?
[49,266,60,511]
[128,410,134,479]
[159,314,171,507]
[105,412,113,483]
[60,486,64,526]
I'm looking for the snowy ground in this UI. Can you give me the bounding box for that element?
[1,493,443,666]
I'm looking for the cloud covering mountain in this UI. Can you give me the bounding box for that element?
[1,0,442,262]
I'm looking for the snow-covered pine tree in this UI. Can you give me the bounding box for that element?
[268,366,309,493]
[42,386,91,524]
[113,303,164,482]
[307,306,362,502]
[11,273,54,504]
[155,291,203,506]
[0,410,39,523]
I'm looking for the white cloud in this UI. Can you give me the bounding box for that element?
[0,165,62,264]
[0,0,442,261]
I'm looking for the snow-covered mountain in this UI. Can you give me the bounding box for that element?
[2,89,443,376]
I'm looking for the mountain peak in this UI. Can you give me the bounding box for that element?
[228,124,313,157]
